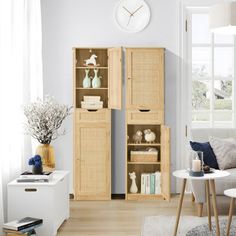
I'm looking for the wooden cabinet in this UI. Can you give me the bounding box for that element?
[74,120,111,200]
[125,48,170,201]
[73,47,121,200]
[126,48,164,110]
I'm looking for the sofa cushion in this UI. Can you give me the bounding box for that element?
[190,141,219,169]
[209,136,236,170]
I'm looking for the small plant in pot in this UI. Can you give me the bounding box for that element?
[23,95,72,171]
[29,155,43,174]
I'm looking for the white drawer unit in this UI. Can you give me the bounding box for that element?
[7,171,70,236]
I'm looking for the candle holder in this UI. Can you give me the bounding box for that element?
[189,151,204,177]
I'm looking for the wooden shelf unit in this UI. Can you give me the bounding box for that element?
[125,48,170,201]
[73,47,122,200]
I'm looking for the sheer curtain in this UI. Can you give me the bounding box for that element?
[0,0,43,230]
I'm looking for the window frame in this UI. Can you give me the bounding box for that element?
[186,7,236,128]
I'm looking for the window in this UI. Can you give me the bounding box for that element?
[188,9,235,128]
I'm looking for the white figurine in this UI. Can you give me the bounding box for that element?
[144,129,156,143]
[84,54,97,66]
[132,130,142,144]
[129,172,138,194]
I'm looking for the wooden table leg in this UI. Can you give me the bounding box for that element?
[173,178,187,236]
[209,179,220,236]
[205,180,212,231]
[226,198,235,236]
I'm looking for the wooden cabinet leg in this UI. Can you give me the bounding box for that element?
[226,198,235,236]
[197,203,203,217]
[209,179,220,236]
[205,180,212,231]
[173,179,187,236]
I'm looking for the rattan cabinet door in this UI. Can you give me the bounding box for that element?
[126,48,164,110]
[74,123,111,200]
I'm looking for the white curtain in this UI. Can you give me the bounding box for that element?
[0,0,43,231]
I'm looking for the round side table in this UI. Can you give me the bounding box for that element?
[173,169,230,236]
[224,188,236,236]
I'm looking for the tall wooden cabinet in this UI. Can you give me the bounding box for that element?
[73,47,122,200]
[125,48,170,200]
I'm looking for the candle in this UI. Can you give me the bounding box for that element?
[192,159,201,172]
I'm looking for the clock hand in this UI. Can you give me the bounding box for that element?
[127,15,132,26]
[122,6,133,16]
[132,5,143,15]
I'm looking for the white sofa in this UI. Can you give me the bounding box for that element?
[190,128,236,216]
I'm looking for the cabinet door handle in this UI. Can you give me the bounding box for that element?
[128,77,132,80]
[25,188,37,192]
[139,109,150,112]
[87,109,98,112]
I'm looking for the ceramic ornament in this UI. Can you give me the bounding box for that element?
[84,54,98,66]
[143,129,156,143]
[129,172,138,193]
[132,130,142,143]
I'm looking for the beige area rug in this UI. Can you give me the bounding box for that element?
[142,215,236,236]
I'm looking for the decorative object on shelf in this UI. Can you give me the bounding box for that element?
[129,172,138,193]
[132,130,143,143]
[92,68,102,88]
[189,150,204,177]
[82,69,92,88]
[114,0,151,33]
[146,147,157,152]
[143,129,156,143]
[130,149,158,162]
[23,96,72,171]
[81,96,103,109]
[28,155,43,174]
[84,54,98,66]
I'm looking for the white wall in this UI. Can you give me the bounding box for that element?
[41,0,180,193]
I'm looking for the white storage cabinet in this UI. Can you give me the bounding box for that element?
[7,171,70,236]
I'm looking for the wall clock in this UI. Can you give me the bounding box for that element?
[114,0,151,33]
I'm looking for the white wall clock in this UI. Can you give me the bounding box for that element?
[114,0,151,33]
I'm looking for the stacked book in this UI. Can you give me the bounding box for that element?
[141,172,161,194]
[3,217,43,235]
[16,171,53,183]
[81,96,103,109]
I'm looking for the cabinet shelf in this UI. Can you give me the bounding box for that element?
[76,87,108,90]
[127,143,161,146]
[127,193,163,200]
[127,161,161,165]
[76,66,108,69]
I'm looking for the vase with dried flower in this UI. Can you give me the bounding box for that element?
[23,96,72,171]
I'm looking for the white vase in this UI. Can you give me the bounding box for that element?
[129,172,138,193]
[83,69,91,88]
[92,68,101,88]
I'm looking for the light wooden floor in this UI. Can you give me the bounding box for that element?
[57,195,232,236]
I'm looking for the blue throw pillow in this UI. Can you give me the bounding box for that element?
[190,141,219,169]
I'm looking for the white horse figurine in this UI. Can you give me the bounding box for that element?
[129,172,138,194]
[84,54,97,66]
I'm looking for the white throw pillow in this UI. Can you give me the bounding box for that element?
[209,136,236,170]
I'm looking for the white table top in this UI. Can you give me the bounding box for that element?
[8,170,70,186]
[173,169,230,180]
[224,188,236,198]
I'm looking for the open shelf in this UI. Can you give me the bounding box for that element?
[76,88,108,90]
[75,48,108,67]
[76,66,108,69]
[127,193,163,200]
[127,162,161,165]
[127,143,161,146]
